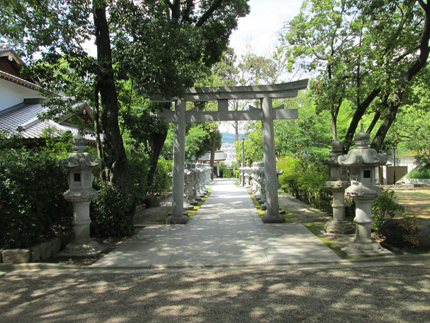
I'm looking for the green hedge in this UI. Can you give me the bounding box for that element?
[278,156,332,214]
[148,159,172,195]
[0,148,72,248]
[90,183,135,238]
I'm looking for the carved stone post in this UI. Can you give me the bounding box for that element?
[244,162,251,188]
[251,163,257,193]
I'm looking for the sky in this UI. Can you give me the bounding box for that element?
[220,0,304,134]
[229,0,304,55]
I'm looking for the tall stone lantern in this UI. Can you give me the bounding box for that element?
[59,136,103,256]
[338,126,387,254]
[324,138,354,235]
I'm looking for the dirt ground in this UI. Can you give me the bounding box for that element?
[392,188,430,219]
[133,195,173,225]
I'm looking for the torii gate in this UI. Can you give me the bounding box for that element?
[151,79,309,224]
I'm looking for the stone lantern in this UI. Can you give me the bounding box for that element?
[244,162,251,188]
[324,138,354,235]
[338,125,387,254]
[59,136,103,256]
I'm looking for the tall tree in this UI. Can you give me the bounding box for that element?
[0,0,250,191]
[212,45,285,141]
[279,0,430,152]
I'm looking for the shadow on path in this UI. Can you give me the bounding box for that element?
[92,179,340,268]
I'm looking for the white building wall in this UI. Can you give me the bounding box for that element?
[0,79,40,112]
[222,147,237,165]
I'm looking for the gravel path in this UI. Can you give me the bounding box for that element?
[1,264,430,323]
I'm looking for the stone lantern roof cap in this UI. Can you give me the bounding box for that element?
[59,136,101,170]
[337,125,387,167]
[332,137,343,152]
[355,124,371,148]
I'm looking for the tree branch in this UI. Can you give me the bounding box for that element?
[196,0,223,27]
[372,7,430,151]
[343,87,381,152]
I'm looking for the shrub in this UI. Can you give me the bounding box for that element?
[400,215,419,246]
[127,149,149,202]
[372,190,404,236]
[277,156,332,213]
[148,159,172,195]
[90,183,135,238]
[0,148,72,248]
[223,169,233,178]
[41,127,74,158]
[408,168,430,179]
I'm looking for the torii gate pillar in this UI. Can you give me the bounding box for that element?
[169,100,188,224]
[152,80,309,224]
[261,97,283,222]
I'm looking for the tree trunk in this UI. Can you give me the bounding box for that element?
[366,111,381,135]
[343,88,381,152]
[93,0,129,191]
[146,103,170,193]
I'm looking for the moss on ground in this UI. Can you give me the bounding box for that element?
[155,189,213,224]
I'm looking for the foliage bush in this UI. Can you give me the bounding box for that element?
[125,145,171,197]
[219,162,235,178]
[407,168,430,179]
[278,155,332,214]
[127,149,149,202]
[147,159,172,195]
[90,182,135,238]
[222,169,233,178]
[372,190,404,236]
[0,148,72,248]
[40,128,74,158]
[91,147,170,237]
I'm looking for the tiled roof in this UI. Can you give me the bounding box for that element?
[0,99,97,141]
[0,47,97,142]
[22,119,97,141]
[0,99,46,132]
[0,70,41,90]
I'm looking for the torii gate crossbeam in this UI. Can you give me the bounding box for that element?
[151,79,308,224]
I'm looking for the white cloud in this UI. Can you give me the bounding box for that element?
[230,0,304,55]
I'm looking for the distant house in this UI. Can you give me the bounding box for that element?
[0,43,95,147]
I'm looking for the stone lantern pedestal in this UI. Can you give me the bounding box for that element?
[324,139,354,235]
[338,126,388,255]
[58,136,105,257]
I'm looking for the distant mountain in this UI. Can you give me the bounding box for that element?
[222,133,237,144]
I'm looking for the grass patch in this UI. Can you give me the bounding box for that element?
[156,215,169,224]
[247,189,266,216]
[304,224,349,258]
[395,191,430,198]
[279,206,300,223]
